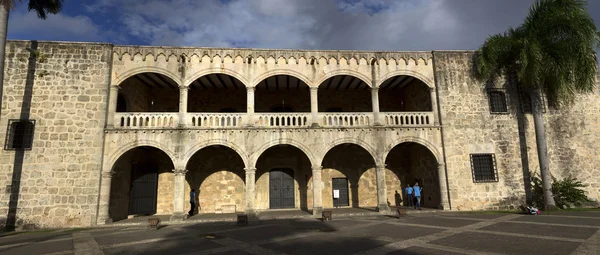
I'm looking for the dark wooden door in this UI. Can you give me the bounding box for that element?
[332,178,349,207]
[128,164,158,215]
[269,168,295,209]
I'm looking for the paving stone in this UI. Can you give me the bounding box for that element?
[343,223,443,240]
[102,238,222,255]
[437,213,508,220]
[0,232,72,246]
[482,222,598,239]
[387,246,463,255]
[0,239,73,255]
[212,250,254,255]
[398,216,479,228]
[218,225,303,242]
[431,231,580,255]
[94,228,188,246]
[260,233,390,255]
[511,215,600,226]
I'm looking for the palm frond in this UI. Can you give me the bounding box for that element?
[28,0,63,19]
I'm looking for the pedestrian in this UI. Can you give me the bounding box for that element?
[404,184,413,207]
[413,182,422,210]
[188,188,196,216]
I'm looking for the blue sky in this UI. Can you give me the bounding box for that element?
[7,0,600,53]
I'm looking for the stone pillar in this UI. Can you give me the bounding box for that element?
[311,166,323,216]
[310,87,319,127]
[244,167,257,218]
[438,163,451,210]
[178,86,189,127]
[96,170,114,225]
[429,87,439,125]
[375,164,389,212]
[246,87,255,126]
[170,168,188,221]
[371,87,381,125]
[106,85,120,128]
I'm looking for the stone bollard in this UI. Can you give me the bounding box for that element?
[148,217,161,230]
[237,214,248,226]
[322,210,332,221]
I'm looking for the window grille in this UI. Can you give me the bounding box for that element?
[470,154,498,183]
[4,119,35,151]
[487,89,508,113]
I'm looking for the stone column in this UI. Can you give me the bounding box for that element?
[375,164,389,212]
[371,87,381,125]
[310,87,319,127]
[246,87,255,126]
[96,170,114,225]
[106,85,120,128]
[438,163,451,210]
[178,85,189,127]
[244,167,257,218]
[429,87,439,125]
[311,166,323,216]
[170,168,188,221]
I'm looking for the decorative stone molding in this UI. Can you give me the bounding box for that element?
[172,168,188,176]
[101,171,115,178]
[311,166,323,172]
[244,167,257,173]
[178,85,189,91]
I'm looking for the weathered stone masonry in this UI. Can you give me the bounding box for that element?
[0,40,598,229]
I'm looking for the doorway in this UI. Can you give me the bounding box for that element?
[128,164,158,215]
[269,168,295,209]
[332,178,350,207]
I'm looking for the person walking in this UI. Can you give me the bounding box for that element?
[404,184,413,207]
[188,188,196,216]
[413,182,422,210]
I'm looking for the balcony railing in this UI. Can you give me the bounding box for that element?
[188,113,245,128]
[115,113,179,128]
[254,113,310,127]
[383,112,434,126]
[319,112,372,127]
[112,112,435,129]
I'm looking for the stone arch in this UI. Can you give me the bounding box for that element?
[320,138,379,166]
[315,70,372,88]
[384,137,442,164]
[183,139,250,168]
[107,140,178,171]
[376,70,434,89]
[250,138,317,168]
[113,67,182,87]
[184,68,249,88]
[250,70,312,88]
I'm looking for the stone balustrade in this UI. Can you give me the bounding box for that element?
[112,112,435,129]
[383,112,434,126]
[188,113,245,128]
[255,113,310,127]
[115,113,179,128]
[319,112,373,127]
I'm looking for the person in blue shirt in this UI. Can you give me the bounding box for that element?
[404,184,413,207]
[413,182,422,210]
[188,188,196,216]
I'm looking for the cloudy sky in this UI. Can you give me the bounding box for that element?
[6,0,600,52]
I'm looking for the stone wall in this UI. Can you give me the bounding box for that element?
[0,41,111,228]
[434,51,600,210]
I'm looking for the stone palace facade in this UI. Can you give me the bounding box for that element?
[0,40,599,229]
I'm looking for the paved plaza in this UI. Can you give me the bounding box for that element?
[0,210,599,255]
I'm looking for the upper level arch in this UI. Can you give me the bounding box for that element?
[378,73,433,112]
[315,70,372,88]
[184,68,249,88]
[113,66,182,87]
[377,70,434,89]
[117,72,180,112]
[251,70,312,88]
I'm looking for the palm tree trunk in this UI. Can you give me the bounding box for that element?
[0,5,8,121]
[531,89,556,209]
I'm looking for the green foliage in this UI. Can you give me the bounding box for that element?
[531,173,594,209]
[2,1,64,20]
[475,0,600,107]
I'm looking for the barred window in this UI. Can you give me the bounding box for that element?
[488,90,508,113]
[470,154,498,183]
[4,119,35,151]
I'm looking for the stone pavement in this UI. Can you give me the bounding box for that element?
[0,210,599,255]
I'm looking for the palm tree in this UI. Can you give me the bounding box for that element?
[476,0,599,209]
[0,0,63,119]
